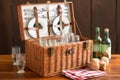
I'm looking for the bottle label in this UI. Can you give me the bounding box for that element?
[101,44,111,59]
[93,44,102,59]
[93,44,101,52]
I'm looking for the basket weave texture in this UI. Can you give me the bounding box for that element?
[25,37,93,77]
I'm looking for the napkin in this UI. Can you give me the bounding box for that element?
[62,68,107,80]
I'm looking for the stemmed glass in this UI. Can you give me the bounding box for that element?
[16,53,26,74]
[11,46,21,65]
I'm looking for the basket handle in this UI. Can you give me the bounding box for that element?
[74,18,83,36]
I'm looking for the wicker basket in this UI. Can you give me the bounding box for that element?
[17,2,93,77]
[25,37,93,77]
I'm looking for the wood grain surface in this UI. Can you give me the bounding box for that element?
[0,54,120,80]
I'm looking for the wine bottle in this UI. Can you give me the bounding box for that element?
[101,28,111,60]
[93,27,102,59]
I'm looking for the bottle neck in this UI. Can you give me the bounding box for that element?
[104,31,109,39]
[95,31,101,39]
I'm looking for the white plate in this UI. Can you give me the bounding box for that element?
[27,18,48,38]
[52,16,70,35]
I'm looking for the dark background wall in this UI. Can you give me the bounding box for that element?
[0,0,119,54]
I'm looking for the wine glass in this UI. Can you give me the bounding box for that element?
[16,53,26,74]
[11,46,21,65]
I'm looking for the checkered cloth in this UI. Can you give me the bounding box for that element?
[62,68,107,80]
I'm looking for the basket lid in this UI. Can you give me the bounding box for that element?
[17,2,76,40]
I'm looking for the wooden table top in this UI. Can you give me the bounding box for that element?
[0,54,120,80]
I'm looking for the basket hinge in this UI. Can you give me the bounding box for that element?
[83,41,89,50]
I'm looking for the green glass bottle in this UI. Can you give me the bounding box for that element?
[101,28,111,60]
[93,27,102,59]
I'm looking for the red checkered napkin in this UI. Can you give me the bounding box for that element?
[62,68,107,80]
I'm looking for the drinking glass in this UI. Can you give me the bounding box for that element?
[57,37,62,45]
[74,35,80,42]
[61,34,69,44]
[16,53,26,74]
[11,46,21,65]
[49,39,58,46]
[39,38,48,47]
[69,33,75,43]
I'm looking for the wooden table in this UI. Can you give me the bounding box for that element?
[0,54,120,80]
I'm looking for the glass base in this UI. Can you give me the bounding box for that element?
[17,70,25,74]
[13,62,17,65]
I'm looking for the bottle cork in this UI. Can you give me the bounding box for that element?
[104,28,109,32]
